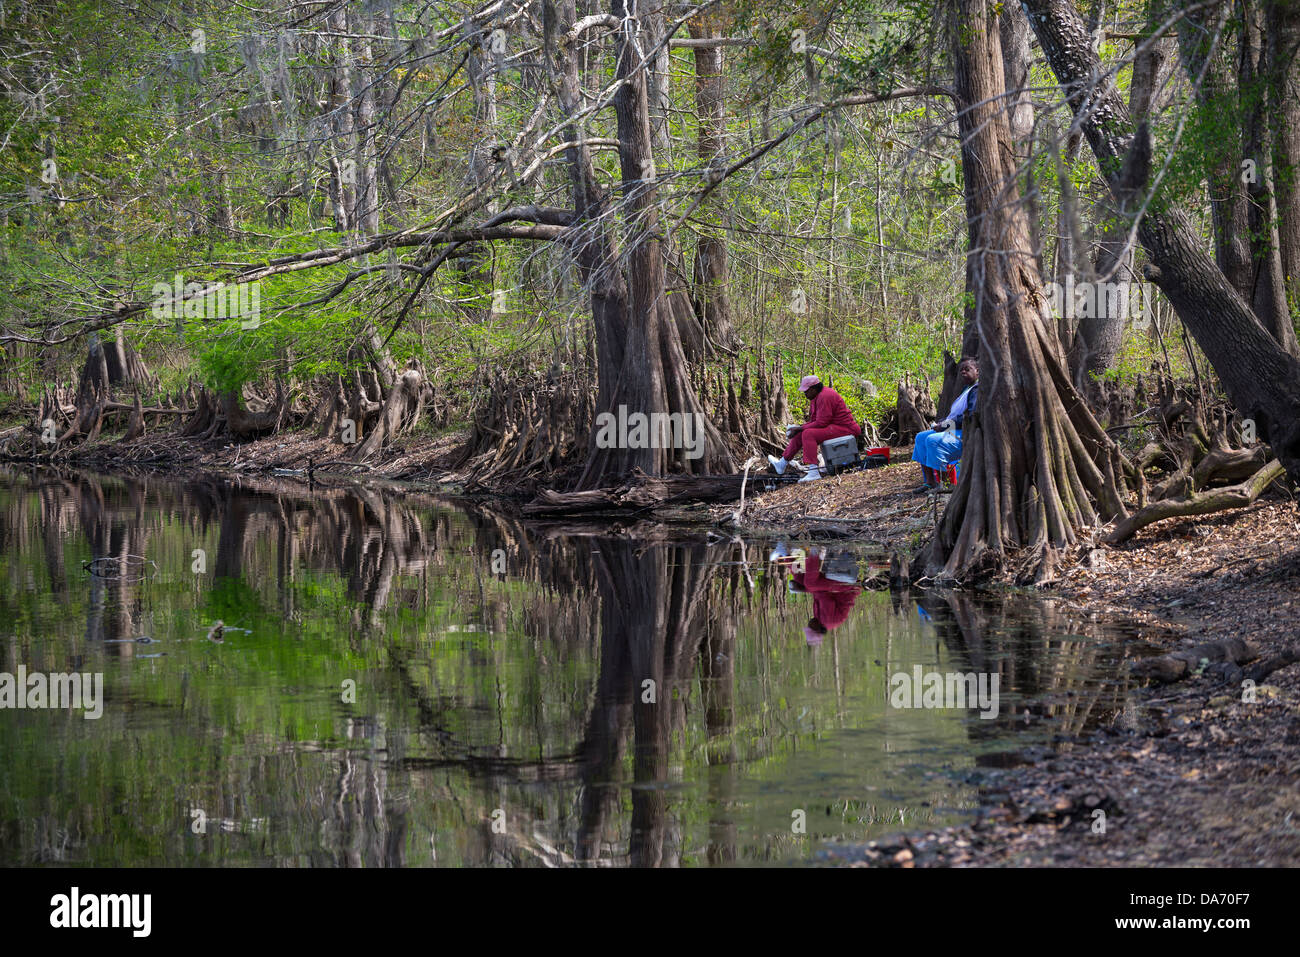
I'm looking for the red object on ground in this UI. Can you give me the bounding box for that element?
[866,446,890,461]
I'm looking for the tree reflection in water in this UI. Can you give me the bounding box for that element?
[0,467,1154,866]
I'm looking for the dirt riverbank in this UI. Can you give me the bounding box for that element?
[0,423,468,483]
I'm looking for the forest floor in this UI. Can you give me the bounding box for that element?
[729,452,939,545]
[11,424,1300,866]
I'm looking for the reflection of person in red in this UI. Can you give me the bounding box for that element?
[788,552,860,647]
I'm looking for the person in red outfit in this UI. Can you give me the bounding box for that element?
[767,375,863,483]
[788,552,860,647]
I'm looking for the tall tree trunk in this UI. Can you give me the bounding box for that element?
[460,18,502,304]
[547,0,630,470]
[1025,0,1300,481]
[1001,1,1041,276]
[1176,3,1254,303]
[1050,111,1085,353]
[1241,0,1298,353]
[1049,3,1105,358]
[635,1,708,366]
[545,1,733,487]
[1070,204,1133,398]
[204,113,234,235]
[958,0,1048,364]
[1269,0,1300,314]
[327,4,356,232]
[688,15,740,356]
[926,0,1129,584]
[354,11,382,237]
[1071,26,1173,394]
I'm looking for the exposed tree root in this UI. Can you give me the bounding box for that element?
[1240,648,1300,683]
[455,350,789,494]
[181,386,217,437]
[123,389,145,442]
[221,380,289,439]
[886,373,936,444]
[1106,458,1284,543]
[352,361,424,461]
[1132,636,1259,683]
[314,374,349,441]
[457,363,596,492]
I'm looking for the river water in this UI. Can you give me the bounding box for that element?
[0,467,1151,866]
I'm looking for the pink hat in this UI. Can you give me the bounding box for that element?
[799,375,821,392]
[804,626,823,647]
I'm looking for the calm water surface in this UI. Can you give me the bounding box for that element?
[0,467,1149,866]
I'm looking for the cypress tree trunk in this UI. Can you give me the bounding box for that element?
[1175,4,1253,303]
[1241,0,1298,353]
[327,4,356,232]
[1070,27,1171,396]
[688,13,740,356]
[1269,0,1300,313]
[925,0,1129,584]
[546,1,733,489]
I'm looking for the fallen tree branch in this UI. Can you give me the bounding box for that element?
[1242,648,1300,683]
[523,469,753,516]
[1133,636,1259,683]
[1105,458,1284,543]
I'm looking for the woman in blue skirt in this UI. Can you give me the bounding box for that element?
[912,357,978,493]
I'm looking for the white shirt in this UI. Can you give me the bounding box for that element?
[947,384,975,423]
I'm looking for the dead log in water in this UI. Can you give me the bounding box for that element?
[523,469,756,517]
[889,550,910,589]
